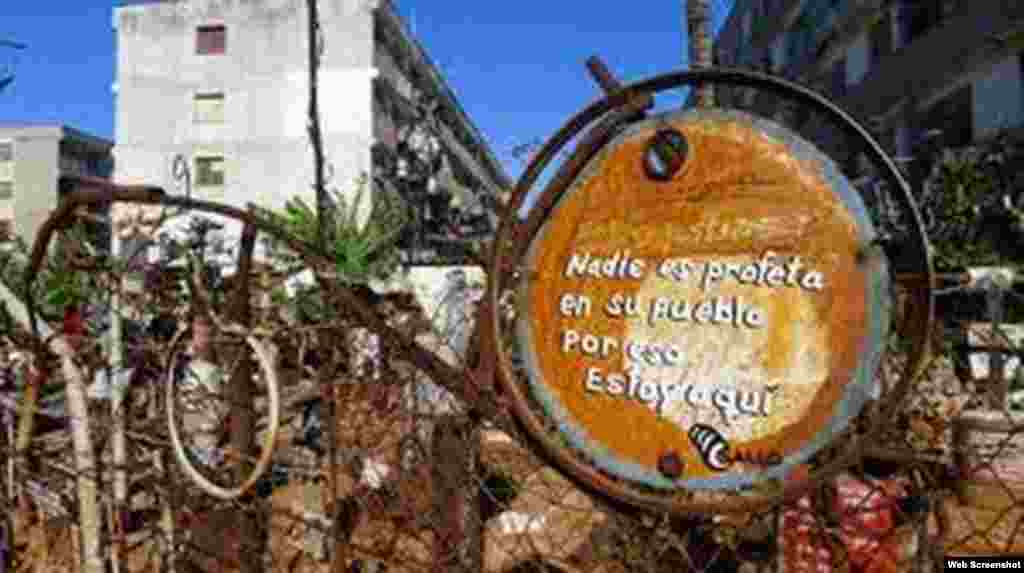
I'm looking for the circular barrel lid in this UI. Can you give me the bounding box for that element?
[513,109,890,493]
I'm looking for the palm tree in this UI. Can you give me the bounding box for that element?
[687,0,714,106]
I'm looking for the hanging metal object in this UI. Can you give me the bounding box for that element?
[0,39,25,95]
[486,65,933,514]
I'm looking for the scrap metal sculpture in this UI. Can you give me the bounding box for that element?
[2,58,946,573]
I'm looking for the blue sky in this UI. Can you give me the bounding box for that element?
[0,0,732,179]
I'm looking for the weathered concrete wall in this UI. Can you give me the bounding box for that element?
[0,126,112,242]
[114,0,376,213]
[0,141,15,224]
[10,135,59,241]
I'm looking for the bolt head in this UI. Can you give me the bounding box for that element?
[657,451,684,479]
[643,128,689,182]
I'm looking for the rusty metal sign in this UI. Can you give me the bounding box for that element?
[511,109,891,493]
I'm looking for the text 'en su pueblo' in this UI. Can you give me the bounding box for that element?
[558,250,826,424]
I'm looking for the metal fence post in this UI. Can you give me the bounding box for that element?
[431,414,482,573]
[227,224,264,573]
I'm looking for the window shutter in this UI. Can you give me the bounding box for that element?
[196,25,226,55]
[195,157,225,187]
[194,93,225,123]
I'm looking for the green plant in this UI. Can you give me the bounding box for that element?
[1010,366,1024,411]
[262,175,409,286]
[909,132,1024,274]
[0,223,106,322]
[920,151,1003,270]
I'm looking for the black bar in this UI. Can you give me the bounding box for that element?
[944,555,1024,570]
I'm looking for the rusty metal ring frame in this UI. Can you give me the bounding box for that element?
[18,192,283,500]
[164,323,281,501]
[488,67,934,514]
[19,187,489,509]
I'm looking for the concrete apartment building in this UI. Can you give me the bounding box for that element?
[0,124,114,241]
[113,0,510,263]
[713,0,1024,161]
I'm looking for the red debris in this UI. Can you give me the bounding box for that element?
[781,466,914,573]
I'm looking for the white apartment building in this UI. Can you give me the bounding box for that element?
[113,0,510,263]
[0,124,113,241]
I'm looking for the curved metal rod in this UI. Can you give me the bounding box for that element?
[488,66,934,514]
[164,323,281,500]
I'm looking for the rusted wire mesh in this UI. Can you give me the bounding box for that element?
[0,204,1019,573]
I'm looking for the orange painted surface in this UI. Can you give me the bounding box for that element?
[523,114,872,480]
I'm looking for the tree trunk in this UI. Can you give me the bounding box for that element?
[305,0,329,246]
[109,230,127,573]
[0,284,103,573]
[687,0,714,107]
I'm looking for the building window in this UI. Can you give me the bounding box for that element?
[1020,51,1024,122]
[772,36,787,73]
[788,13,815,69]
[88,156,113,178]
[194,92,225,123]
[196,25,226,55]
[830,58,847,97]
[59,155,87,176]
[805,0,833,39]
[0,142,12,183]
[195,156,225,187]
[0,181,11,199]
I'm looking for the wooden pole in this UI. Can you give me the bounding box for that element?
[0,284,102,573]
